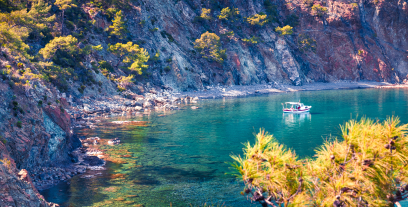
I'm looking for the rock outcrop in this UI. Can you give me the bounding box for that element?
[80,0,408,93]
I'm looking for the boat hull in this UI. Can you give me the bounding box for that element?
[283,108,311,113]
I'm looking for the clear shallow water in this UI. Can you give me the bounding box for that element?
[41,88,408,206]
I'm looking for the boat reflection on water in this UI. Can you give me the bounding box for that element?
[283,112,311,126]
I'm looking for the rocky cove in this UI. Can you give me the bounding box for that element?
[0,0,408,205]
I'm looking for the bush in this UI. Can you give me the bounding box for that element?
[275,25,293,36]
[164,66,171,72]
[194,32,226,63]
[231,117,408,206]
[149,27,158,32]
[297,34,317,53]
[242,36,259,44]
[98,60,114,72]
[38,100,43,106]
[311,4,328,17]
[160,31,175,43]
[218,7,239,20]
[108,42,150,75]
[16,121,22,128]
[200,8,212,20]
[246,13,268,26]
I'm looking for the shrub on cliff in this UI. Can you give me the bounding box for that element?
[39,35,78,60]
[231,117,408,206]
[242,36,259,44]
[108,42,149,75]
[264,0,278,23]
[297,34,317,53]
[218,7,239,21]
[109,10,127,39]
[246,13,268,26]
[194,32,226,63]
[275,25,293,36]
[311,4,328,17]
[200,8,212,20]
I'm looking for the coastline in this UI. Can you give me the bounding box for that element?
[176,81,396,100]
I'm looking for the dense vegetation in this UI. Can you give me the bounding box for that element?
[231,117,408,206]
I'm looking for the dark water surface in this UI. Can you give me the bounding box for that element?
[41,88,408,206]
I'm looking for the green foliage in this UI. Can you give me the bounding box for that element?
[218,7,239,20]
[242,36,259,44]
[99,60,114,72]
[358,49,364,56]
[264,0,278,23]
[160,30,175,42]
[311,4,328,17]
[151,51,160,61]
[16,121,22,128]
[351,3,358,9]
[38,100,43,106]
[149,27,158,32]
[108,42,149,75]
[92,44,103,51]
[105,7,119,21]
[232,117,408,206]
[54,0,76,35]
[54,0,75,11]
[0,157,11,170]
[39,35,78,60]
[109,10,127,39]
[275,25,293,36]
[194,32,226,63]
[284,14,299,27]
[297,34,317,53]
[164,66,171,72]
[200,8,212,20]
[246,13,268,26]
[0,22,30,59]
[78,85,86,93]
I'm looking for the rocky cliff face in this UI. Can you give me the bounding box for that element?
[0,69,77,206]
[84,0,407,92]
[99,0,408,90]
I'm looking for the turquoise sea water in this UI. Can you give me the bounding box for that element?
[41,88,408,206]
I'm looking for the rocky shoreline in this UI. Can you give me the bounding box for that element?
[29,81,403,192]
[177,81,395,99]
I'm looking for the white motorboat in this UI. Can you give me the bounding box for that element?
[282,102,312,113]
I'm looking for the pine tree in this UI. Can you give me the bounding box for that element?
[109,10,127,39]
[108,42,149,75]
[54,0,76,35]
[0,22,30,58]
[39,35,78,60]
[231,117,408,206]
[194,32,226,63]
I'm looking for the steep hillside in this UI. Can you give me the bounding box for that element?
[0,0,407,205]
